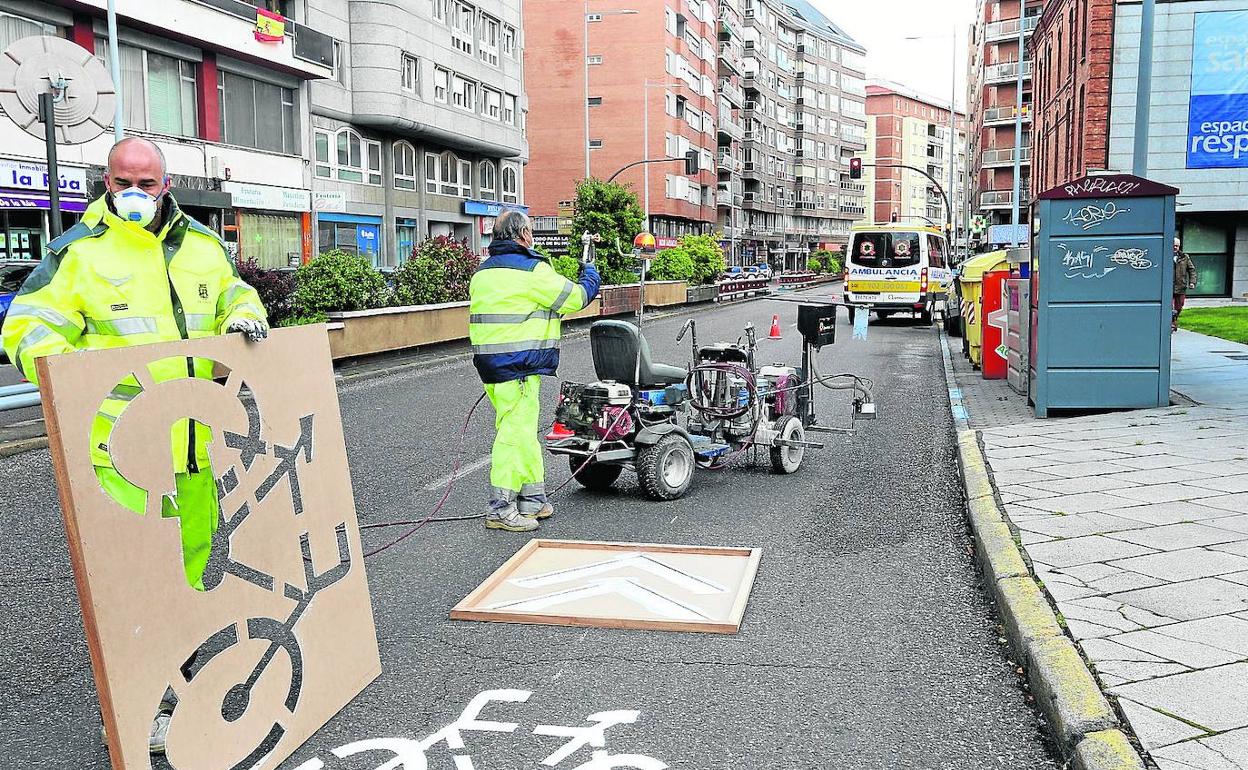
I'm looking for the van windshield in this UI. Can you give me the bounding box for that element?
[851,232,922,268]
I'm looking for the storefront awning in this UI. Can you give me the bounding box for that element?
[0,192,88,212]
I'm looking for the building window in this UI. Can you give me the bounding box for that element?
[452,75,477,111]
[480,14,500,66]
[589,139,603,149]
[218,70,297,153]
[587,55,603,65]
[432,0,451,22]
[502,24,517,58]
[1,12,57,51]
[425,151,471,197]
[394,141,418,190]
[504,93,517,125]
[483,88,502,120]
[332,41,345,85]
[452,1,475,55]
[434,67,449,102]
[95,39,197,138]
[587,13,603,22]
[479,160,497,200]
[502,165,518,203]
[314,128,380,185]
[401,54,419,93]
[587,96,603,107]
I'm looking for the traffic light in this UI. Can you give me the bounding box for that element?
[685,150,700,175]
[849,157,863,179]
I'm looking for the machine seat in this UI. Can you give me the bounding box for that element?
[590,320,687,389]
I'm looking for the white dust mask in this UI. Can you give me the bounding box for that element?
[113,187,159,227]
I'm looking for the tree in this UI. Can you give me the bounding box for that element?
[675,233,727,285]
[649,248,695,282]
[568,179,645,286]
[534,244,580,282]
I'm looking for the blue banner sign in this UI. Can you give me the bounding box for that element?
[1187,10,1248,168]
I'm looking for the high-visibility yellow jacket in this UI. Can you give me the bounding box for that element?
[469,240,600,383]
[1,194,267,472]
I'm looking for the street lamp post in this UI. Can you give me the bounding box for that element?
[1010,11,1026,245]
[583,6,638,180]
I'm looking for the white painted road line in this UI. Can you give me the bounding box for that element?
[421,455,492,491]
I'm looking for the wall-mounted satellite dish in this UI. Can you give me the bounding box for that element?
[0,35,115,145]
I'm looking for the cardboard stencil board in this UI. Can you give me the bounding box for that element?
[36,325,380,770]
[451,540,762,634]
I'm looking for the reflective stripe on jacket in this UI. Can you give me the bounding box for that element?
[0,194,267,471]
[469,240,600,384]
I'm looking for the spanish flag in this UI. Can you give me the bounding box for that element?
[255,8,286,43]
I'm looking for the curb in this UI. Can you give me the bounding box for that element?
[937,327,1145,770]
[0,435,48,458]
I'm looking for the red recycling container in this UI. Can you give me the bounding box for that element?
[981,270,1010,380]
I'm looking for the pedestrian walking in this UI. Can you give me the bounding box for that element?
[0,137,268,752]
[1173,236,1197,332]
[469,210,600,531]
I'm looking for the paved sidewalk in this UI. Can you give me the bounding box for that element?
[958,330,1248,769]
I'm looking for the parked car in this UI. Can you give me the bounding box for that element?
[1,259,39,363]
[743,266,761,278]
[755,263,773,280]
[722,266,745,281]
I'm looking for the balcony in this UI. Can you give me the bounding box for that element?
[78,0,334,79]
[839,203,866,216]
[980,190,1031,209]
[984,60,1033,84]
[982,147,1032,166]
[718,113,745,141]
[717,150,742,174]
[719,79,746,107]
[985,15,1039,42]
[983,105,1033,125]
[719,42,745,75]
[840,180,866,193]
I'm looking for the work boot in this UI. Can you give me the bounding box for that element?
[149,703,174,754]
[485,505,538,532]
[532,503,555,520]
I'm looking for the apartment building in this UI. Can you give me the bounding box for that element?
[1029,0,1113,196]
[523,0,720,250]
[307,0,527,267]
[0,0,333,265]
[737,0,867,270]
[965,0,1045,242]
[862,80,967,242]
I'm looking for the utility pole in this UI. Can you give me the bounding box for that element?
[1133,0,1156,175]
[1009,8,1025,245]
[948,25,957,248]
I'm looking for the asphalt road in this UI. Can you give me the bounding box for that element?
[0,286,1060,769]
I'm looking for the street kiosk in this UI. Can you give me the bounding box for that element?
[1030,174,1179,417]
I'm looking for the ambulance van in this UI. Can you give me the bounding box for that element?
[844,223,954,325]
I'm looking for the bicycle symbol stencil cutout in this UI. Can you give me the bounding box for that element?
[36,326,380,770]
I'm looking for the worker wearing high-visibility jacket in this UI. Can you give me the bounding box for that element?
[469,210,600,531]
[1,137,269,593]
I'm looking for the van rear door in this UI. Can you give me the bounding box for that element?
[847,231,924,303]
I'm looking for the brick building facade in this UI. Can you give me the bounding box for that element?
[1029,0,1115,196]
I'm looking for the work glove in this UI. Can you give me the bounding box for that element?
[227,318,269,343]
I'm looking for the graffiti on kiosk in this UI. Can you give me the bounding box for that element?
[292,689,669,770]
[1059,244,1121,279]
[1109,247,1154,271]
[1062,177,1141,197]
[1062,201,1130,230]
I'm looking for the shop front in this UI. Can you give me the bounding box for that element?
[464,199,529,252]
[0,158,89,259]
[222,181,311,269]
[317,213,381,261]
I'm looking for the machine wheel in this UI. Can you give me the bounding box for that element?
[876,310,893,320]
[636,434,695,500]
[569,457,623,491]
[919,305,934,326]
[769,417,806,474]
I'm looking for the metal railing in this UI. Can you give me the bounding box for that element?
[985,15,1039,41]
[984,60,1033,82]
[982,146,1032,165]
[983,105,1032,123]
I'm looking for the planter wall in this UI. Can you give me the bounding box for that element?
[599,284,641,316]
[686,283,720,304]
[327,302,469,359]
[642,280,688,308]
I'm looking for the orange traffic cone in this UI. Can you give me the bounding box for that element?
[768,314,783,340]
